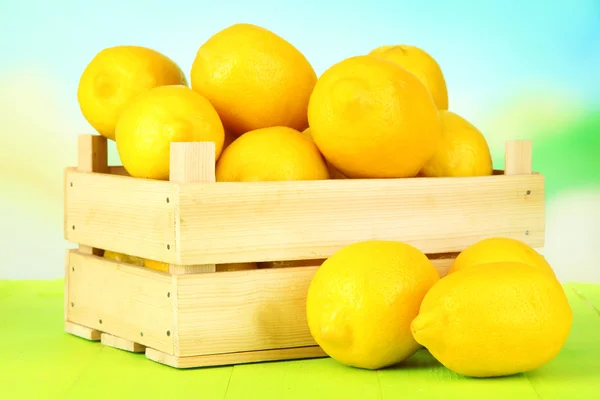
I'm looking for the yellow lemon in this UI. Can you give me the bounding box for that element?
[420,110,493,177]
[308,55,441,178]
[368,44,448,110]
[191,23,317,137]
[115,85,225,180]
[411,262,572,377]
[449,237,554,276]
[77,46,187,140]
[302,128,346,179]
[103,250,144,266]
[222,130,237,150]
[306,240,440,369]
[215,126,329,182]
[143,259,170,273]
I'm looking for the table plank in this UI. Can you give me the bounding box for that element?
[225,358,382,400]
[523,283,600,400]
[378,350,540,399]
[1,280,599,400]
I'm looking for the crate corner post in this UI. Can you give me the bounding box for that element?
[64,134,108,339]
[504,139,532,176]
[168,141,217,275]
[75,133,108,256]
[504,139,545,251]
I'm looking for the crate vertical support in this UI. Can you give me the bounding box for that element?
[168,142,217,274]
[504,140,532,175]
[503,139,543,254]
[77,134,108,255]
[65,134,108,341]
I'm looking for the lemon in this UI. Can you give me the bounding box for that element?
[449,237,554,276]
[306,240,440,369]
[368,44,448,110]
[215,126,329,182]
[77,46,187,140]
[115,85,225,180]
[103,250,144,266]
[191,23,317,137]
[302,128,346,179]
[420,110,493,177]
[222,130,237,150]
[308,55,441,178]
[144,259,170,273]
[411,262,572,377]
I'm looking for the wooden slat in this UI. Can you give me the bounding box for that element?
[101,333,146,353]
[77,134,108,256]
[146,345,327,369]
[64,250,70,321]
[169,142,216,273]
[64,170,178,264]
[169,141,216,184]
[505,140,533,175]
[175,265,319,357]
[65,321,101,341]
[173,256,453,358]
[176,174,545,265]
[78,134,108,174]
[67,250,175,354]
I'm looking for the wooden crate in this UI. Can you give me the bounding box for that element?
[63,134,544,368]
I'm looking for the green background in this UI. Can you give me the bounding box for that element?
[1,0,599,283]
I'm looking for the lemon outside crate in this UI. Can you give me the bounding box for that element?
[63,134,544,369]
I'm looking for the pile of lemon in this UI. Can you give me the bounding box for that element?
[78,24,570,377]
[77,22,493,182]
[307,237,572,377]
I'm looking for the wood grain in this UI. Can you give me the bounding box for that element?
[169,141,216,184]
[146,345,327,369]
[67,250,175,354]
[176,174,545,265]
[101,333,146,353]
[175,265,320,357]
[505,140,533,175]
[64,321,101,341]
[64,170,178,264]
[77,134,108,256]
[169,141,217,273]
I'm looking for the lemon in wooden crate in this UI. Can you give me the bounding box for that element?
[308,55,441,179]
[190,23,317,137]
[301,128,346,179]
[411,262,572,377]
[420,110,493,177]
[103,250,144,266]
[216,126,329,182]
[368,44,448,110]
[448,237,555,276]
[306,240,440,370]
[115,85,225,180]
[77,45,187,140]
[143,259,170,273]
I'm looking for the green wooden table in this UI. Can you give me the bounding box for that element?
[1,280,598,399]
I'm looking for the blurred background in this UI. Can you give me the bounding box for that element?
[0,0,598,282]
